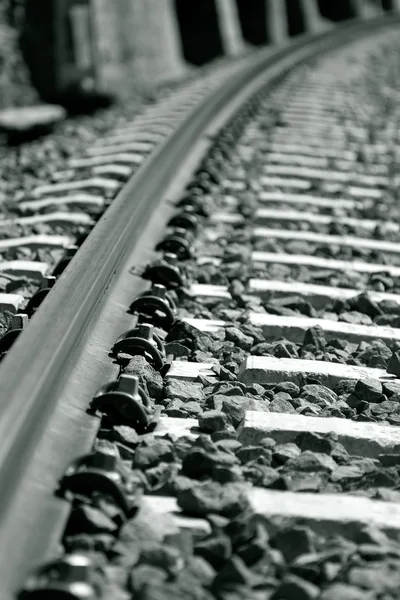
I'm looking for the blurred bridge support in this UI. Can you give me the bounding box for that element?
[91,0,396,95]
[266,0,289,44]
[349,0,383,17]
[215,0,246,56]
[125,0,186,84]
[299,0,332,32]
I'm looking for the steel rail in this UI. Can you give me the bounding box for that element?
[0,14,397,598]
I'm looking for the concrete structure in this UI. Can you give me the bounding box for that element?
[215,0,246,56]
[266,0,289,44]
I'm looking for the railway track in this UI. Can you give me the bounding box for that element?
[1,13,400,600]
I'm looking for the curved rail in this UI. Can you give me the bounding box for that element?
[0,13,398,598]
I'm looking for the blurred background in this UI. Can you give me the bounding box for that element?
[0,0,394,113]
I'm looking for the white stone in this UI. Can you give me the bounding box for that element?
[239,411,400,458]
[0,235,73,251]
[263,142,356,161]
[0,104,66,131]
[0,293,24,312]
[250,488,400,537]
[258,191,358,209]
[141,496,211,538]
[0,212,93,227]
[184,318,226,333]
[141,488,400,538]
[263,164,386,187]
[253,227,400,257]
[254,209,396,232]
[69,154,144,168]
[281,113,338,125]
[271,131,347,147]
[92,164,132,178]
[238,356,394,387]
[221,180,247,191]
[185,313,400,345]
[95,132,166,146]
[211,212,243,224]
[113,123,174,136]
[261,177,311,190]
[166,361,217,381]
[264,152,330,168]
[188,284,231,300]
[18,194,105,213]
[87,142,153,156]
[154,417,200,439]
[249,279,400,309]
[251,251,400,276]
[349,186,383,199]
[0,261,48,280]
[32,178,119,197]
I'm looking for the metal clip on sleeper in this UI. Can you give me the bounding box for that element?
[142,252,185,289]
[60,443,132,516]
[176,194,209,217]
[113,323,166,370]
[90,374,158,433]
[156,226,193,259]
[130,283,176,330]
[20,554,105,599]
[167,206,199,231]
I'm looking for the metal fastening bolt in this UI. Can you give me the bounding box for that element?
[164,252,178,265]
[117,373,141,397]
[152,283,167,299]
[41,275,56,289]
[86,445,120,475]
[136,323,154,341]
[143,283,177,313]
